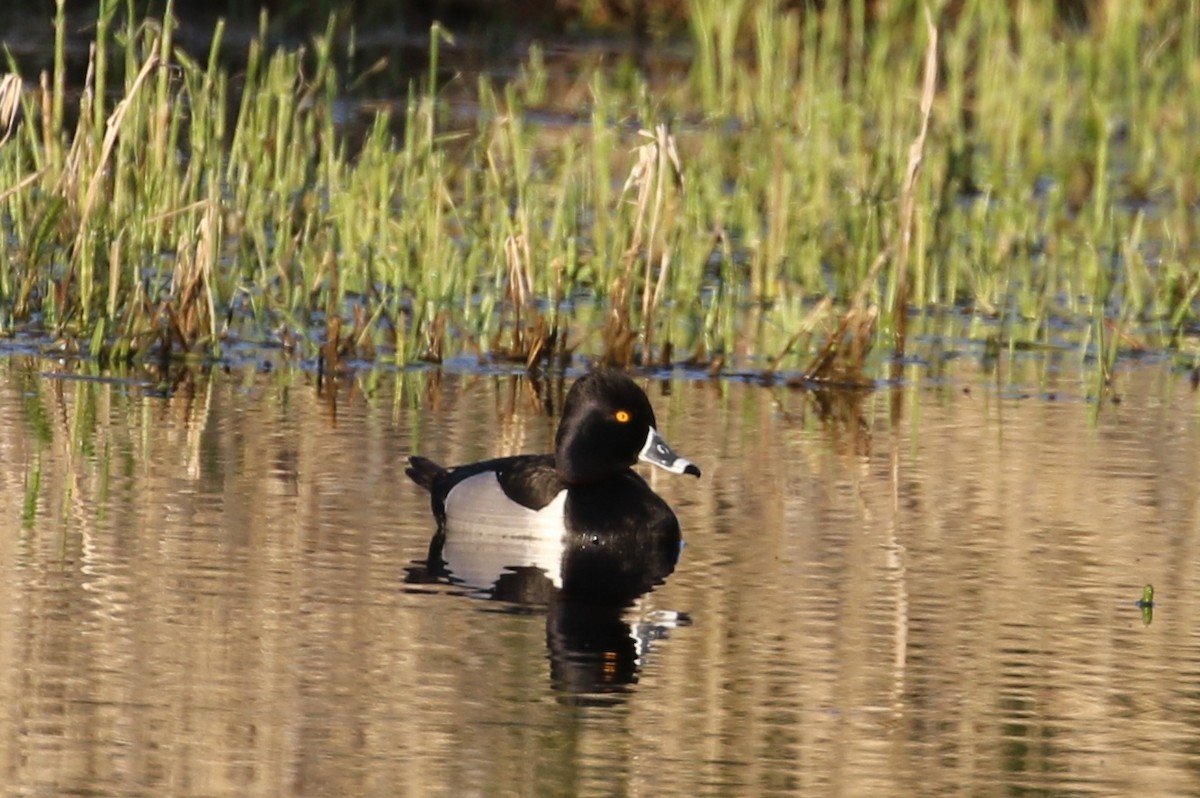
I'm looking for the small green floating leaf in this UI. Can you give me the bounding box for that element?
[1138,583,1155,627]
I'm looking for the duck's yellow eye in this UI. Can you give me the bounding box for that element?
[614,410,631,423]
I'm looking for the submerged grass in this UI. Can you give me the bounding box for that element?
[0,0,1199,386]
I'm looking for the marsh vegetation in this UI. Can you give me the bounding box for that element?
[0,0,1198,391]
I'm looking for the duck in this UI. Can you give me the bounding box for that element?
[406,370,701,598]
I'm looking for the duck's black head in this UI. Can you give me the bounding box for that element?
[554,371,701,485]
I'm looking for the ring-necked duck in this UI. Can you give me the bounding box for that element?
[406,371,700,596]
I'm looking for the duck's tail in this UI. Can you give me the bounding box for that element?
[405,456,445,491]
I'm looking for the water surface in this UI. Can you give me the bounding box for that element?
[1,357,1198,796]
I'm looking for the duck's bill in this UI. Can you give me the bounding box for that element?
[639,428,702,477]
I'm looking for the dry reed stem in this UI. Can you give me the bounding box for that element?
[0,169,45,204]
[606,125,681,368]
[505,233,530,352]
[892,8,938,356]
[801,304,878,386]
[198,197,220,346]
[766,296,833,378]
[106,234,121,319]
[799,246,891,382]
[0,74,22,147]
[606,135,656,367]
[495,233,555,366]
[640,124,682,365]
[71,52,159,259]
[322,314,343,377]
[38,71,52,167]
[423,310,447,363]
[163,196,219,353]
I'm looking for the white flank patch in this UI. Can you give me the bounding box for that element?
[440,472,568,589]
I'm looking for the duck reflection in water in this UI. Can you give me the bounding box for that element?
[404,371,701,695]
[409,518,689,696]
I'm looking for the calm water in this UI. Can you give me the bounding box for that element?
[1,355,1199,796]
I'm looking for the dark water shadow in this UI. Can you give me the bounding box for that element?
[405,519,687,699]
